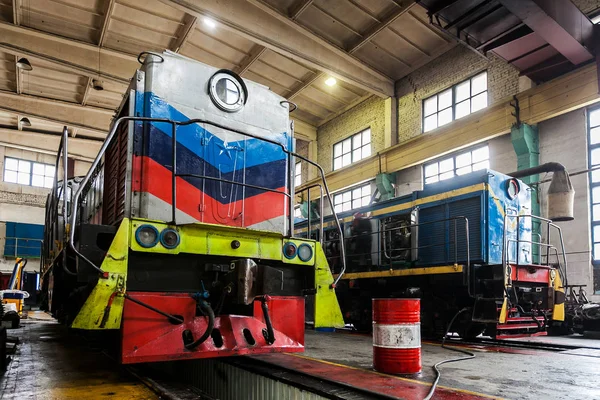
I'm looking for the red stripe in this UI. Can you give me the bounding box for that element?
[132,155,287,227]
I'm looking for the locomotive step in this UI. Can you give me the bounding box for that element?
[496,323,542,330]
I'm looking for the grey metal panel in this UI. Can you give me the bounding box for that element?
[165,359,328,400]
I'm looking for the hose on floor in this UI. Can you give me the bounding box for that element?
[423,308,476,400]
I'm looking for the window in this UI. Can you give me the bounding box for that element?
[333,183,371,213]
[423,71,488,132]
[294,205,302,218]
[333,128,371,170]
[3,157,55,188]
[295,162,302,187]
[588,107,600,263]
[424,145,489,184]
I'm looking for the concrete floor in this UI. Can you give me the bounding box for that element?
[0,315,157,400]
[303,330,600,400]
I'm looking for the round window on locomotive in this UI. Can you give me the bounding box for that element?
[209,71,247,112]
[506,178,520,199]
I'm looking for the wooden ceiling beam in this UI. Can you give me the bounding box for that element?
[234,44,266,75]
[0,128,100,161]
[160,0,394,97]
[289,0,314,19]
[171,13,197,52]
[98,0,116,47]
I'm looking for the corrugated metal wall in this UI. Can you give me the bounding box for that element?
[164,359,328,400]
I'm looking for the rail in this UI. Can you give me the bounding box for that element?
[68,117,346,282]
[294,184,325,245]
[502,213,568,288]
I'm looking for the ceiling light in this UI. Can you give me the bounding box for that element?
[203,17,216,28]
[92,79,104,91]
[19,117,31,127]
[16,58,32,71]
[592,14,600,24]
[325,77,337,87]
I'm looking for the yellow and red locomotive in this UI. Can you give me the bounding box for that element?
[41,52,343,363]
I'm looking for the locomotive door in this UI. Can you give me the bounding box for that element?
[203,124,245,227]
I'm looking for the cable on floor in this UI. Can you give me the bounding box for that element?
[423,308,476,400]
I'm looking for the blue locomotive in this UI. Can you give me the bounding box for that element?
[296,169,568,338]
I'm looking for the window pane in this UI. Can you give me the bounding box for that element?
[362,185,371,197]
[438,108,452,127]
[594,204,600,221]
[593,186,600,204]
[18,172,29,185]
[471,72,487,95]
[352,199,361,209]
[439,171,454,181]
[591,127,600,145]
[455,80,470,102]
[353,188,362,199]
[424,115,437,132]
[424,163,438,177]
[295,175,301,187]
[333,157,342,170]
[343,192,351,202]
[352,134,361,149]
[333,143,342,158]
[590,109,600,128]
[362,129,371,144]
[438,89,452,110]
[595,243,600,261]
[591,148,600,165]
[32,163,45,175]
[362,144,371,158]
[4,170,17,183]
[342,153,351,167]
[342,138,351,153]
[361,196,370,207]
[342,202,351,212]
[5,158,18,170]
[593,169,600,183]
[455,100,470,119]
[456,166,472,175]
[424,96,437,116]
[456,152,471,168]
[18,160,31,173]
[471,92,488,112]
[472,160,489,171]
[335,204,343,213]
[352,149,361,161]
[439,158,454,173]
[425,176,439,184]
[32,175,44,187]
[594,225,600,242]
[295,163,301,175]
[472,146,489,162]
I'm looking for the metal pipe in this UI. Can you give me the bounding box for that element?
[507,162,567,178]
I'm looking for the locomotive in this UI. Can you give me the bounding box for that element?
[296,169,569,338]
[41,51,344,364]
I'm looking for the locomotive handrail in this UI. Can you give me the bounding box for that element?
[69,116,346,283]
[295,183,325,245]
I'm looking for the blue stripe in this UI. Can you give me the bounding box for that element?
[144,92,289,173]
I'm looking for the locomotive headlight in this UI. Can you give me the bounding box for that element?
[283,242,297,259]
[209,71,247,113]
[135,225,159,248]
[297,243,313,262]
[160,228,180,249]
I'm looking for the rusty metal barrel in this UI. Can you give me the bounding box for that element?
[372,298,421,374]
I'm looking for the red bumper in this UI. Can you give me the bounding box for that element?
[121,293,305,364]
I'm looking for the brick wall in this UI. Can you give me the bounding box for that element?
[316,96,385,174]
[396,46,520,143]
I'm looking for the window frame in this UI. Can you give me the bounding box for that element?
[332,128,372,171]
[3,156,55,188]
[294,161,302,187]
[333,182,372,213]
[588,105,600,267]
[423,145,490,185]
[422,71,488,133]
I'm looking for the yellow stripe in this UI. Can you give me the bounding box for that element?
[334,265,463,280]
[296,183,486,233]
[288,353,504,399]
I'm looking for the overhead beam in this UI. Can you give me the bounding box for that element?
[98,0,116,47]
[0,91,112,134]
[81,77,93,106]
[171,13,197,52]
[299,62,600,195]
[498,0,595,65]
[12,0,20,25]
[234,44,266,75]
[0,128,100,161]
[289,0,313,19]
[0,22,137,84]
[160,0,394,97]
